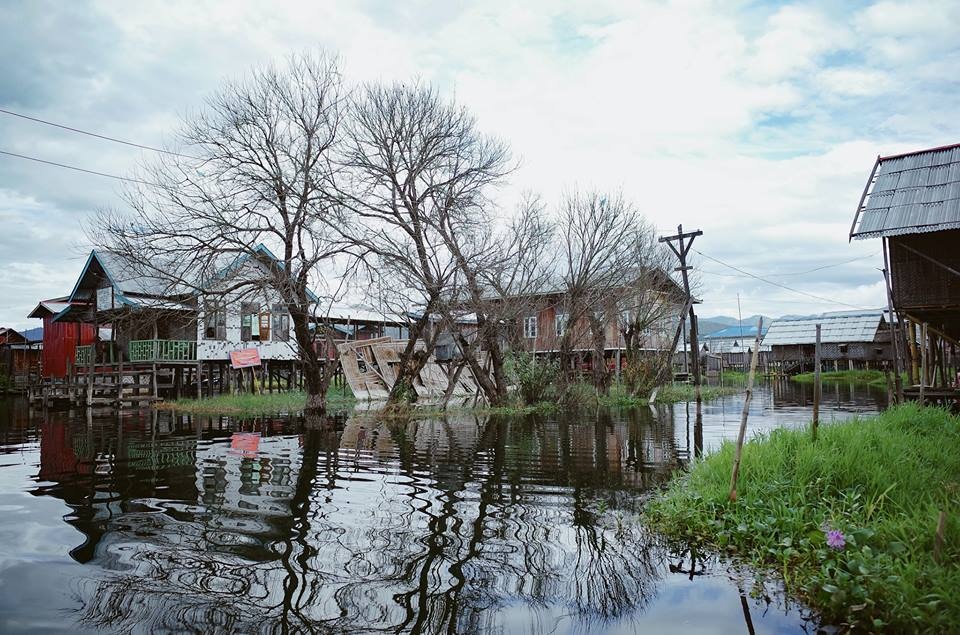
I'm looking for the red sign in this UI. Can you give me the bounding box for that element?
[230,432,261,457]
[230,348,262,369]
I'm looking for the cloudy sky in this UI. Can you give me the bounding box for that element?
[1,0,958,329]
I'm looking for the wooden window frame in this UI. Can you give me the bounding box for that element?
[523,316,538,339]
[271,304,290,342]
[203,301,227,341]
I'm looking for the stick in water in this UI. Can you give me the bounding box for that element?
[729,317,763,502]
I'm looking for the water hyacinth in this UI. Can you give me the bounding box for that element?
[825,529,846,550]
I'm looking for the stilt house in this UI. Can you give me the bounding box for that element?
[0,327,42,391]
[762,310,893,374]
[850,143,960,389]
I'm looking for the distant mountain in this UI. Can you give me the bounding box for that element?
[20,327,42,342]
[695,314,771,336]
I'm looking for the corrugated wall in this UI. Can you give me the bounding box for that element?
[41,317,97,378]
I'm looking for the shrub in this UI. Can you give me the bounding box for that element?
[505,352,557,405]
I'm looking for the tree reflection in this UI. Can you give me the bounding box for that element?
[29,407,690,633]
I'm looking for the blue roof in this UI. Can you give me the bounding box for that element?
[703,324,768,340]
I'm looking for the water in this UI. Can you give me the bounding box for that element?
[0,381,886,634]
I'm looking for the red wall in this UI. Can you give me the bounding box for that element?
[41,317,97,378]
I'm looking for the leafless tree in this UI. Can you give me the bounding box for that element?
[88,53,349,416]
[436,193,555,406]
[334,82,512,404]
[616,224,680,395]
[555,192,674,396]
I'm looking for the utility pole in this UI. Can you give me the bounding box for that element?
[660,224,703,398]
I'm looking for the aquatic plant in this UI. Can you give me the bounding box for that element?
[646,403,960,632]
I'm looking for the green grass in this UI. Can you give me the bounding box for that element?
[597,382,739,407]
[792,369,890,387]
[646,403,960,632]
[155,384,355,416]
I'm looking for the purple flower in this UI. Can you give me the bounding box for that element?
[825,529,846,550]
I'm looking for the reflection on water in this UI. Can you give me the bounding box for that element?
[0,381,884,633]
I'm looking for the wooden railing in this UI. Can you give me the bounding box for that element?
[128,340,197,363]
[75,345,94,366]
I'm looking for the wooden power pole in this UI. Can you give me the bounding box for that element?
[660,224,703,397]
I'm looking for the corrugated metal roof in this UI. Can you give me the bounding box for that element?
[851,144,960,239]
[762,310,885,346]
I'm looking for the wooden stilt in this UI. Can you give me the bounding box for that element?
[813,324,821,442]
[920,322,928,406]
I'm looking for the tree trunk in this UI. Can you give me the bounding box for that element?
[290,303,333,417]
[590,314,609,394]
[388,312,434,404]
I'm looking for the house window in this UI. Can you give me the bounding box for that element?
[555,312,568,337]
[523,316,538,339]
[241,302,259,341]
[204,301,226,340]
[241,303,271,341]
[272,304,290,342]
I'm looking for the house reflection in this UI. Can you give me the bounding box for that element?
[27,406,692,633]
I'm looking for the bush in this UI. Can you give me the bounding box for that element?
[622,354,667,396]
[505,352,557,405]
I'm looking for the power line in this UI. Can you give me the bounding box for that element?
[0,149,155,186]
[700,252,879,279]
[0,107,197,159]
[769,252,880,277]
[693,249,873,310]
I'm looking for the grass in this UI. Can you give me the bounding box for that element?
[645,403,960,632]
[791,369,896,388]
[155,384,356,416]
[154,378,739,418]
[598,382,740,408]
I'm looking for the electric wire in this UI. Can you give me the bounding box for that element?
[0,149,155,186]
[693,249,874,311]
[0,107,196,159]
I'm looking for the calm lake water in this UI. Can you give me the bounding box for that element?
[0,381,886,634]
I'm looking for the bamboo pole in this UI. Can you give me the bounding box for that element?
[908,321,919,385]
[729,318,763,502]
[935,511,947,564]
[813,324,821,442]
[920,322,928,406]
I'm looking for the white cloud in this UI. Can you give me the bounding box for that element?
[0,0,958,328]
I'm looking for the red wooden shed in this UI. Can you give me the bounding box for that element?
[27,297,97,379]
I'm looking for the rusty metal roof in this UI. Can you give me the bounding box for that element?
[850,143,960,240]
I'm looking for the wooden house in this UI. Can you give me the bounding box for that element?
[762,311,893,374]
[850,143,960,391]
[508,269,687,374]
[28,245,414,405]
[700,324,770,373]
[0,327,42,391]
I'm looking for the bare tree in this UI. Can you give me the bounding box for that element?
[555,192,668,396]
[89,53,348,416]
[437,194,555,406]
[616,223,680,395]
[335,82,512,404]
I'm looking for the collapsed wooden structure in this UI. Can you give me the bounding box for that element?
[337,337,482,403]
[850,142,960,402]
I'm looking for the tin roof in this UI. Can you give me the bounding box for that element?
[850,143,960,240]
[762,310,886,346]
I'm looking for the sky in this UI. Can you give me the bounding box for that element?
[1,0,958,330]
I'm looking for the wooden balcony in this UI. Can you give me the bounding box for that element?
[128,339,197,363]
[75,344,94,366]
[75,340,197,366]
